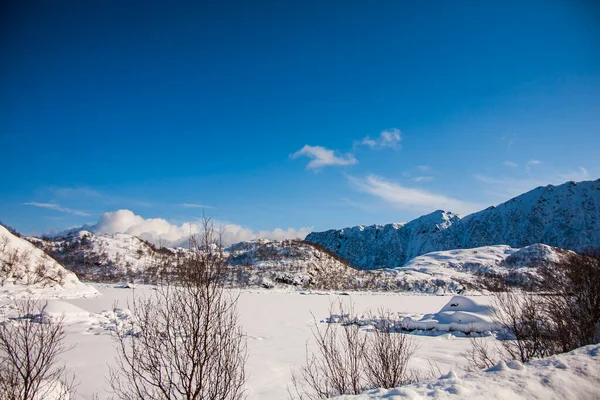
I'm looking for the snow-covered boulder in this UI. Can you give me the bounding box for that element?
[402,295,496,333]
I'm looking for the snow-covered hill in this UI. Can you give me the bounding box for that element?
[306,179,600,269]
[226,239,363,290]
[29,230,187,282]
[0,225,98,298]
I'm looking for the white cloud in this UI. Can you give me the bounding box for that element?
[359,129,401,149]
[291,145,357,171]
[86,209,311,247]
[348,175,481,215]
[416,165,431,172]
[181,203,214,209]
[503,161,518,168]
[24,202,90,216]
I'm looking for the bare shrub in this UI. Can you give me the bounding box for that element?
[363,310,418,389]
[538,250,600,351]
[0,297,75,399]
[291,301,367,399]
[109,216,247,400]
[493,291,556,362]
[290,302,418,399]
[464,250,600,370]
[461,338,498,372]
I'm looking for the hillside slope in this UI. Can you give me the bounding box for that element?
[0,225,98,298]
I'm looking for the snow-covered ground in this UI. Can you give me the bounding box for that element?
[0,285,492,399]
[335,345,600,400]
[1,284,598,399]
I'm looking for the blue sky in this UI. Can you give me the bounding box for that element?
[1,0,599,243]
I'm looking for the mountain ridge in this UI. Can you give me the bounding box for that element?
[306,179,600,269]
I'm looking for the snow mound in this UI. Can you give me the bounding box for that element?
[402,296,496,333]
[334,344,600,399]
[0,225,98,299]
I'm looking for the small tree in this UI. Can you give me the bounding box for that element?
[109,217,247,400]
[0,297,75,399]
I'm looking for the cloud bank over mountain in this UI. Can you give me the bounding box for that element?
[62,209,311,247]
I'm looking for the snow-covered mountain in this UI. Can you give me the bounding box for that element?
[0,225,98,298]
[27,229,565,293]
[306,179,600,269]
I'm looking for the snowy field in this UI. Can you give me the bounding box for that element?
[0,285,496,399]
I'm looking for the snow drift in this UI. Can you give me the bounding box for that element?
[334,344,600,399]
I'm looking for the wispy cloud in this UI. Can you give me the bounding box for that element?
[503,160,518,168]
[357,128,401,149]
[181,203,214,209]
[50,186,102,198]
[24,202,90,216]
[525,159,542,172]
[557,167,590,182]
[402,165,434,183]
[291,145,357,171]
[348,175,481,215]
[475,166,592,200]
[411,176,434,182]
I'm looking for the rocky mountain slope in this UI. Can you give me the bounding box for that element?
[306,179,600,269]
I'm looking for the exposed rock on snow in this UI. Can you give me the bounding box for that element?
[307,179,600,269]
[0,225,98,299]
[334,344,600,399]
